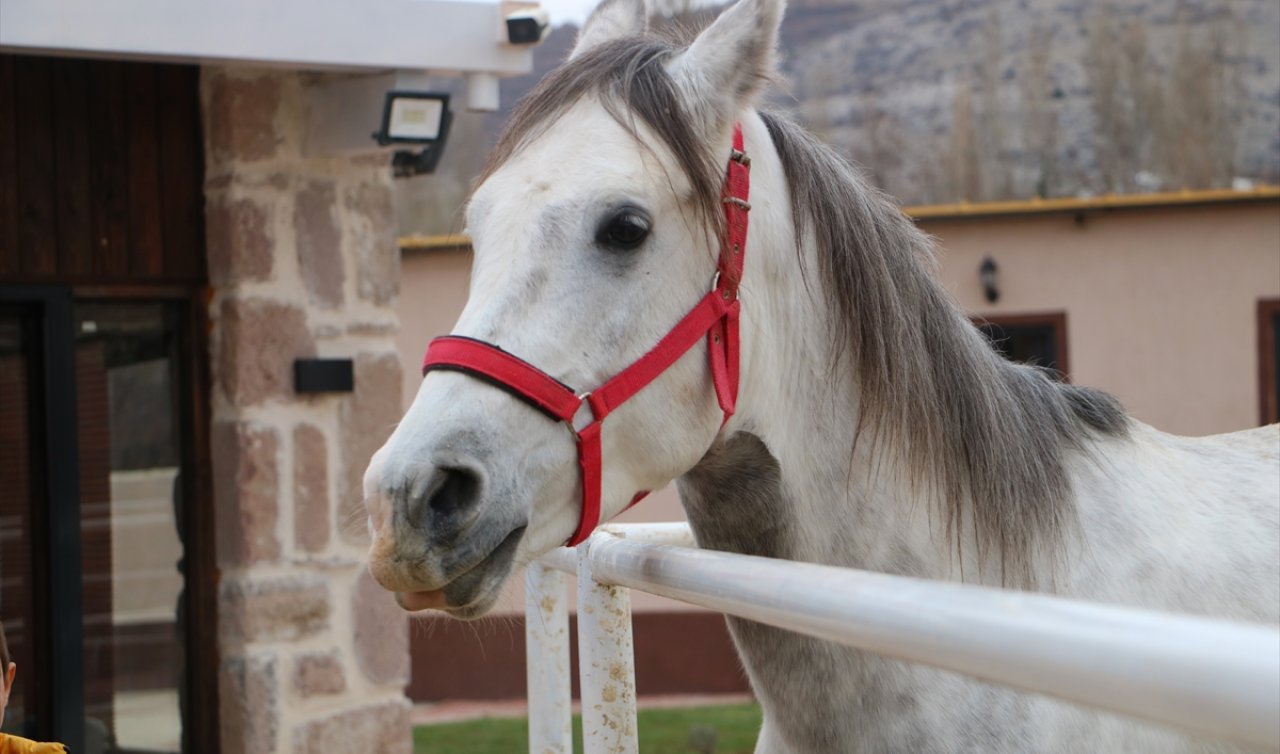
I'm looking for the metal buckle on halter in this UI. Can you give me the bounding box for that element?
[730,149,751,167]
[722,196,751,211]
[565,391,595,435]
[711,270,739,302]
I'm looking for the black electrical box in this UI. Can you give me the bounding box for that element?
[294,358,354,393]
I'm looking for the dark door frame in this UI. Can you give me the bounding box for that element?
[1,284,218,754]
[1260,298,1280,426]
[0,285,85,753]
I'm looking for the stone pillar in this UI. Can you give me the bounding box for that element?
[201,67,411,754]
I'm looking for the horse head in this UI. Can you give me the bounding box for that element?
[363,0,786,617]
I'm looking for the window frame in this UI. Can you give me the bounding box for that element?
[1258,299,1280,426]
[971,311,1071,381]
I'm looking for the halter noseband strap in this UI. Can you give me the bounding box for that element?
[422,124,750,546]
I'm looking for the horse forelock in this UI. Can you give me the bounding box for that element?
[479,36,729,267]
[758,109,1131,588]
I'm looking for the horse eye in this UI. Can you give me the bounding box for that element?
[596,210,651,251]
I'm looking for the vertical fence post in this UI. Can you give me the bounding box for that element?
[577,534,639,754]
[526,562,573,754]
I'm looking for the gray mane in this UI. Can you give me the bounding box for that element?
[759,110,1129,585]
[485,36,1130,586]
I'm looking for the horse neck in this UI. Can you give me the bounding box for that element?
[681,113,946,577]
[683,111,1122,583]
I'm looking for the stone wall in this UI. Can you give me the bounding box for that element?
[201,66,411,754]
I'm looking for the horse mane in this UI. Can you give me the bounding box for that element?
[758,110,1130,585]
[482,35,1130,586]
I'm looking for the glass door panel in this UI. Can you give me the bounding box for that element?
[0,307,39,739]
[75,302,186,754]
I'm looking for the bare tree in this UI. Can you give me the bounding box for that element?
[974,11,1011,200]
[1207,4,1246,186]
[851,88,906,194]
[1084,0,1245,194]
[1120,19,1162,187]
[1020,24,1061,198]
[800,52,841,144]
[1157,4,1243,190]
[1084,5,1127,192]
[948,87,982,201]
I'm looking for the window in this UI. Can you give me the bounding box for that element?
[974,312,1069,381]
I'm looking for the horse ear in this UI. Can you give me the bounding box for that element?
[668,0,784,134]
[569,0,649,60]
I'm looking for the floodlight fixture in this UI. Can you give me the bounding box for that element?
[373,91,453,176]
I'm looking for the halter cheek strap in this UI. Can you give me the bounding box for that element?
[422,124,750,546]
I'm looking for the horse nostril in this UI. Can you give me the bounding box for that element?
[428,466,481,518]
[393,463,485,538]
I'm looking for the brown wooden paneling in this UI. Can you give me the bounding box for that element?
[12,56,57,277]
[89,61,132,280]
[408,612,750,702]
[0,58,18,275]
[0,55,205,285]
[51,59,94,277]
[126,64,164,277]
[156,66,206,281]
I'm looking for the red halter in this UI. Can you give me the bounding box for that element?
[422,125,750,546]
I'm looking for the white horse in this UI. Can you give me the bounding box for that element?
[364,0,1280,749]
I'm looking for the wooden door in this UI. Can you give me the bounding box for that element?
[0,54,214,754]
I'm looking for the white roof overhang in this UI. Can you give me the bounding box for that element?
[0,0,537,76]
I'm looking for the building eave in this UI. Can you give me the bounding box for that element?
[0,0,537,76]
[400,234,473,253]
[904,186,1280,221]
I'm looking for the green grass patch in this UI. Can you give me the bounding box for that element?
[414,703,762,754]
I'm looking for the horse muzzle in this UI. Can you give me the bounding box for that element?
[364,451,528,617]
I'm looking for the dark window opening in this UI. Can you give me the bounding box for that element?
[975,312,1070,381]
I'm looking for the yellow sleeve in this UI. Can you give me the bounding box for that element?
[0,735,67,754]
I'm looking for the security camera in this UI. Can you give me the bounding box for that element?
[506,8,549,44]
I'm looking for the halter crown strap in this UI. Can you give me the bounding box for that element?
[423,124,749,546]
[710,125,750,417]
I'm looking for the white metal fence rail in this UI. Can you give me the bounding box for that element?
[525,523,1280,754]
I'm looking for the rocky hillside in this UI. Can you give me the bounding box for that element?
[396,0,1280,233]
[783,0,1279,203]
